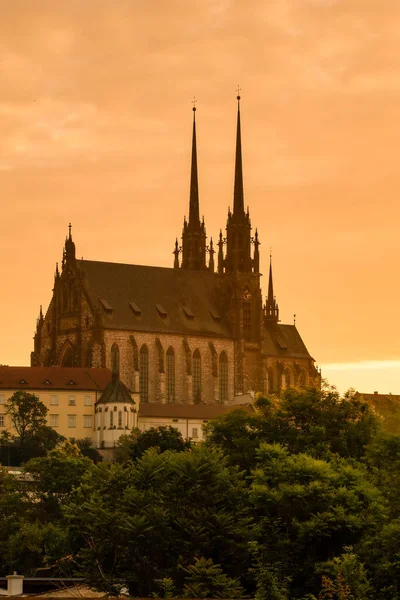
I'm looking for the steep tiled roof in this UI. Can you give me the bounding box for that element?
[263,323,312,360]
[96,376,136,405]
[80,260,232,338]
[0,367,112,391]
[138,402,255,419]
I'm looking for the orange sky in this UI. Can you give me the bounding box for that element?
[1,0,399,394]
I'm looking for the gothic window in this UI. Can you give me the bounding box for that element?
[111,343,120,374]
[243,302,251,334]
[299,370,307,387]
[219,351,228,404]
[118,411,123,428]
[166,347,175,403]
[110,411,114,427]
[284,368,291,388]
[140,345,149,403]
[193,349,201,403]
[267,368,275,394]
[61,345,74,367]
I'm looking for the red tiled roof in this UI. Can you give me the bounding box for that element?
[138,402,255,420]
[0,367,112,391]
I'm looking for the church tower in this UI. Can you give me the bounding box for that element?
[174,104,208,270]
[218,94,263,394]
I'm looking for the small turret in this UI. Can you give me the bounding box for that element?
[264,255,279,322]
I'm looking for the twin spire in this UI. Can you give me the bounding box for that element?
[174,95,265,280]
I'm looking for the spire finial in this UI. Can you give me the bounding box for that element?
[192,96,197,119]
[232,88,245,216]
[68,223,72,239]
[236,85,241,101]
[294,314,296,326]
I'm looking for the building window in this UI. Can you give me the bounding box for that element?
[0,395,5,405]
[85,346,92,368]
[166,347,175,403]
[284,369,291,388]
[118,411,122,428]
[299,371,307,387]
[267,368,275,394]
[243,302,251,334]
[192,427,198,439]
[193,349,201,403]
[140,345,149,403]
[84,395,92,406]
[68,395,76,406]
[50,395,58,406]
[68,415,76,428]
[219,351,228,404]
[50,414,59,427]
[84,415,92,428]
[0,415,4,427]
[111,343,120,374]
[110,411,114,427]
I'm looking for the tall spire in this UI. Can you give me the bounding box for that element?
[176,99,207,270]
[189,103,200,226]
[265,254,279,322]
[233,90,245,216]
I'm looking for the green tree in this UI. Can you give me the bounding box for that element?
[5,391,62,460]
[250,443,386,598]
[181,557,245,598]
[65,446,251,596]
[114,426,191,463]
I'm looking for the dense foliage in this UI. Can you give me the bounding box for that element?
[2,386,400,599]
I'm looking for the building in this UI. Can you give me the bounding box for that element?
[0,367,111,440]
[353,391,400,435]
[0,366,254,448]
[31,97,320,403]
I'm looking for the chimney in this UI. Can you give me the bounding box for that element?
[6,572,24,596]
[374,391,379,395]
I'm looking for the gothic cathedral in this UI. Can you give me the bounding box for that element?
[31,97,320,403]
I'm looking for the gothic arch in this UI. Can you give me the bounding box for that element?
[219,351,228,404]
[193,349,202,403]
[166,347,175,403]
[59,342,75,367]
[283,367,292,389]
[267,367,276,394]
[139,344,149,403]
[299,369,308,388]
[111,343,120,374]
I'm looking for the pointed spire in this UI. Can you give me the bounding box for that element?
[268,254,274,302]
[188,102,200,226]
[173,238,180,269]
[265,253,279,323]
[209,237,215,272]
[233,90,245,216]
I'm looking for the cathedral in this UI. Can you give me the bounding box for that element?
[31,96,320,403]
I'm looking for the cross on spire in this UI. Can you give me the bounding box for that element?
[236,85,241,99]
[192,96,197,112]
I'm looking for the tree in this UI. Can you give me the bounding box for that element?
[114,426,191,463]
[250,443,386,598]
[64,446,252,596]
[5,391,62,460]
[181,557,245,598]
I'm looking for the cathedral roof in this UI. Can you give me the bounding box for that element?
[138,402,255,420]
[80,260,232,338]
[263,323,313,360]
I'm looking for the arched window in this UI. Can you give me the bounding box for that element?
[299,370,307,387]
[110,411,114,427]
[219,352,228,404]
[140,345,149,403]
[243,302,251,334]
[284,368,292,389]
[267,368,275,394]
[193,349,201,403]
[166,347,175,403]
[61,345,74,367]
[111,343,120,374]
